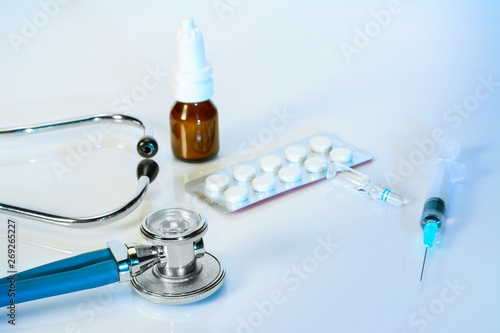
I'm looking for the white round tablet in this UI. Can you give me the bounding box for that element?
[304,156,328,173]
[205,174,230,192]
[310,136,332,154]
[278,166,302,183]
[259,155,282,173]
[285,145,307,163]
[225,186,249,203]
[252,175,276,192]
[330,147,353,163]
[233,164,256,182]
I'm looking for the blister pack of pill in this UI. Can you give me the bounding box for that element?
[184,132,372,213]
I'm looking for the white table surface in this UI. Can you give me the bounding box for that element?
[0,1,499,332]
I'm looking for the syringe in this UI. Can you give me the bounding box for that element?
[327,162,404,206]
[419,157,465,281]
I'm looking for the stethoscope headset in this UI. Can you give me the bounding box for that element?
[0,113,160,227]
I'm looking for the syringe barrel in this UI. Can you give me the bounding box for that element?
[421,160,451,230]
[426,160,451,203]
[420,197,445,230]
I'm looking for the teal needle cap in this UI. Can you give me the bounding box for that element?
[423,222,438,248]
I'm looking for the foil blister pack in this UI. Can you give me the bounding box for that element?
[185,132,373,213]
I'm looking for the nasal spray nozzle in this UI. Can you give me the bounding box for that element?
[172,17,214,103]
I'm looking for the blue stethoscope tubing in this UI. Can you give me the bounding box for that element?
[0,249,119,307]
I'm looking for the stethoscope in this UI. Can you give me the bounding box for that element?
[0,207,226,306]
[0,114,160,227]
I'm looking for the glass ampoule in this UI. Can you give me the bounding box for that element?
[326,162,404,206]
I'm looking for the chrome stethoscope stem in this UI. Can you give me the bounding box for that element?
[0,208,226,307]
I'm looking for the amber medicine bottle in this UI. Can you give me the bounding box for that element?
[170,18,219,162]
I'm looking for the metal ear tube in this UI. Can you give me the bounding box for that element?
[0,113,160,227]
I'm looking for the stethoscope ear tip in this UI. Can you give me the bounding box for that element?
[137,159,160,183]
[137,136,159,158]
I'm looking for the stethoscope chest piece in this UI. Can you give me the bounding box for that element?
[131,207,226,305]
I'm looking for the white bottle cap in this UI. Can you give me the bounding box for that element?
[172,18,214,103]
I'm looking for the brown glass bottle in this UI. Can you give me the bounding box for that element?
[170,100,219,162]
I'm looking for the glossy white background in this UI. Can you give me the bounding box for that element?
[0,1,499,332]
